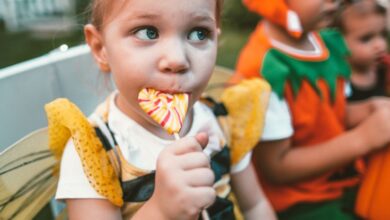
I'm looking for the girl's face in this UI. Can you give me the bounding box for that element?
[85,0,218,136]
[344,11,387,71]
[287,0,340,31]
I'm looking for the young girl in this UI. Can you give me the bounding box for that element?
[45,0,276,219]
[335,0,388,101]
[232,0,390,219]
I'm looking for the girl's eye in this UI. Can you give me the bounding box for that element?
[360,34,373,43]
[134,27,158,40]
[188,28,210,41]
[381,30,388,38]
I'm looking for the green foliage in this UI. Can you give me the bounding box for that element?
[217,26,252,69]
[215,0,262,69]
[221,0,261,29]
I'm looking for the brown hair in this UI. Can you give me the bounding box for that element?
[333,0,386,33]
[88,0,224,30]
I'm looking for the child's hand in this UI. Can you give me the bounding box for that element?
[347,97,390,129]
[151,132,215,220]
[368,97,390,112]
[354,107,390,153]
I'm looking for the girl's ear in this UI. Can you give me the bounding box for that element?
[217,28,221,36]
[84,24,111,73]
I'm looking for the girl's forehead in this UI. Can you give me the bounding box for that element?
[98,0,217,30]
[108,0,216,16]
[345,0,385,14]
[343,1,385,21]
[343,8,385,33]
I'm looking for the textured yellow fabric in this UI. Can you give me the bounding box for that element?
[45,98,123,207]
[221,79,270,165]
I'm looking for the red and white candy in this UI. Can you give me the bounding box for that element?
[138,88,189,135]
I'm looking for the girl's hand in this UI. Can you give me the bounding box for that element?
[368,97,390,112]
[150,132,215,220]
[346,97,390,129]
[354,106,390,153]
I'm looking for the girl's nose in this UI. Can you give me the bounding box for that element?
[158,39,189,74]
[326,0,341,11]
[374,36,387,54]
[330,0,341,6]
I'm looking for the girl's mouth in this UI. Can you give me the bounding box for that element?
[146,86,191,95]
[377,54,387,63]
[159,89,189,94]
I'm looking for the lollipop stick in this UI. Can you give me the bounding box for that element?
[201,210,210,220]
[174,133,180,140]
[173,132,210,220]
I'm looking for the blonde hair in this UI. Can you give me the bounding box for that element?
[88,0,224,30]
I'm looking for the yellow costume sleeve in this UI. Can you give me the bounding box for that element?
[221,79,270,165]
[45,98,123,207]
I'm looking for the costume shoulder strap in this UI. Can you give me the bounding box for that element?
[221,79,271,165]
[45,98,123,206]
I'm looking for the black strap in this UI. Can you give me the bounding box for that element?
[200,96,228,116]
[94,126,113,151]
[210,146,230,182]
[119,148,231,202]
[94,124,122,178]
[206,197,236,220]
[121,172,156,202]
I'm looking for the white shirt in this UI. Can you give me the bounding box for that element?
[56,95,251,200]
[261,92,294,141]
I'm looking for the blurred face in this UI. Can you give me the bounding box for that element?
[344,11,387,71]
[287,0,340,31]
[85,0,218,134]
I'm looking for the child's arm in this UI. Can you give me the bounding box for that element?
[254,106,390,184]
[132,133,215,220]
[231,163,277,220]
[346,97,390,128]
[67,199,122,220]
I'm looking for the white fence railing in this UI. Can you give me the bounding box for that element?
[0,45,113,150]
[0,0,75,32]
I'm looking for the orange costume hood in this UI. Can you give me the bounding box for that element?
[243,0,303,38]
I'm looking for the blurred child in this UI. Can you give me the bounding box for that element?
[45,0,277,219]
[231,0,390,219]
[335,1,390,218]
[335,0,389,101]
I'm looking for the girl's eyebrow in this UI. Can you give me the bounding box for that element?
[125,11,215,23]
[127,12,161,20]
[188,11,216,23]
[191,15,215,23]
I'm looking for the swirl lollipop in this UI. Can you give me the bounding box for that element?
[138,88,189,138]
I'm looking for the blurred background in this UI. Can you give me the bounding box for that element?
[0,0,260,70]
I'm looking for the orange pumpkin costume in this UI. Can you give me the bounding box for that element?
[233,0,364,215]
